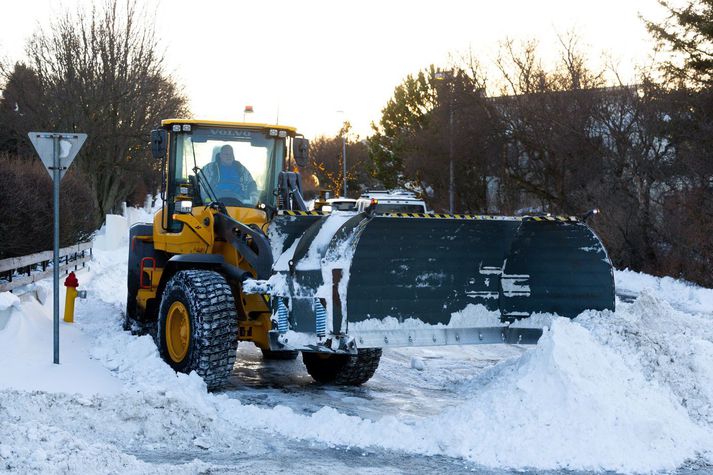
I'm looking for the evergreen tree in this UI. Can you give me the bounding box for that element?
[646,0,713,88]
[367,67,439,188]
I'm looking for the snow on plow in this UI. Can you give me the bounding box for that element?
[255,210,615,352]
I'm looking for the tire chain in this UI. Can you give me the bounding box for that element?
[158,270,239,390]
[303,348,382,386]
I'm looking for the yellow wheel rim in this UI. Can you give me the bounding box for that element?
[166,301,190,362]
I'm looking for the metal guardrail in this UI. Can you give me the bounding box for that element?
[0,242,93,292]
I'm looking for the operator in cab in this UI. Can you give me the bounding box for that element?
[202,144,259,204]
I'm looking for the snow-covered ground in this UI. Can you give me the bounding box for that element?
[2,220,713,473]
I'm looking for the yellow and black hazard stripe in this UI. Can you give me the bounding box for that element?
[382,212,579,222]
[278,210,330,216]
[383,213,520,220]
[526,215,579,222]
[277,210,579,222]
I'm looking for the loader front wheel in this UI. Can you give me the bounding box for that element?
[157,270,238,390]
[302,348,382,386]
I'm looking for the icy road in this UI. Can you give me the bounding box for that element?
[1,244,713,474]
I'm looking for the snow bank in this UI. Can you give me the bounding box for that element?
[616,268,713,315]
[239,318,710,473]
[0,408,211,475]
[93,214,129,251]
[349,303,502,332]
[93,196,160,251]
[578,290,713,428]
[0,294,122,395]
[426,317,709,472]
[2,215,713,472]
[0,291,21,330]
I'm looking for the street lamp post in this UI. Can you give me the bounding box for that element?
[342,134,347,197]
[337,110,347,197]
[435,70,455,214]
[448,101,454,214]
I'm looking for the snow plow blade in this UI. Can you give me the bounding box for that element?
[265,211,614,349]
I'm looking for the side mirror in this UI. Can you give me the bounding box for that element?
[151,129,167,159]
[293,137,309,167]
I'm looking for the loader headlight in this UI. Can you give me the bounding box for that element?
[269,129,278,137]
[182,124,191,132]
[176,200,192,214]
[172,124,181,132]
[278,130,287,138]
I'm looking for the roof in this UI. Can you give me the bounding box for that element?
[360,189,421,200]
[161,119,298,135]
[327,198,357,203]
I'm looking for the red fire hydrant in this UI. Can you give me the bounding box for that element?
[63,272,82,323]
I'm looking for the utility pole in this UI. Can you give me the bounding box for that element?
[342,133,347,197]
[448,100,454,214]
[337,110,347,197]
[436,70,455,213]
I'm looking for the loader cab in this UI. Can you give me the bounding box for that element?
[156,120,299,231]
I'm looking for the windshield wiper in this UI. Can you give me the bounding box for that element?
[188,138,227,213]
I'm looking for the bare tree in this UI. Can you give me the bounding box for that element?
[8,0,188,220]
[494,37,607,213]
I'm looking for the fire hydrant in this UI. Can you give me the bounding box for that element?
[63,272,86,323]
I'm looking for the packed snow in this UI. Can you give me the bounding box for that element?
[349,303,503,332]
[1,211,713,473]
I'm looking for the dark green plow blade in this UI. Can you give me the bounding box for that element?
[269,213,615,332]
[346,217,520,324]
[499,220,615,319]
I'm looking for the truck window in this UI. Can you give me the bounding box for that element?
[374,204,426,213]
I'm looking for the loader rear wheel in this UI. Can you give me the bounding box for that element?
[302,348,382,385]
[123,312,157,339]
[157,270,238,390]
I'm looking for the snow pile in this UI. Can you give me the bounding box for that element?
[424,317,710,472]
[0,406,211,475]
[93,196,161,251]
[251,318,710,473]
[0,293,122,395]
[616,268,713,315]
[0,291,21,311]
[2,218,713,472]
[578,290,713,427]
[0,291,21,330]
[349,303,502,332]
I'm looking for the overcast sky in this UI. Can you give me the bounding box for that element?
[0,0,666,138]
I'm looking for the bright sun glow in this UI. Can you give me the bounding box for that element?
[0,0,666,138]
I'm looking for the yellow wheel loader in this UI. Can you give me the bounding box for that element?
[126,119,615,390]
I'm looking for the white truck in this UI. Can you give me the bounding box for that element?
[355,189,430,214]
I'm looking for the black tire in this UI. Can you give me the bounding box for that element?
[123,311,156,339]
[302,348,382,385]
[261,348,300,360]
[157,270,238,390]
